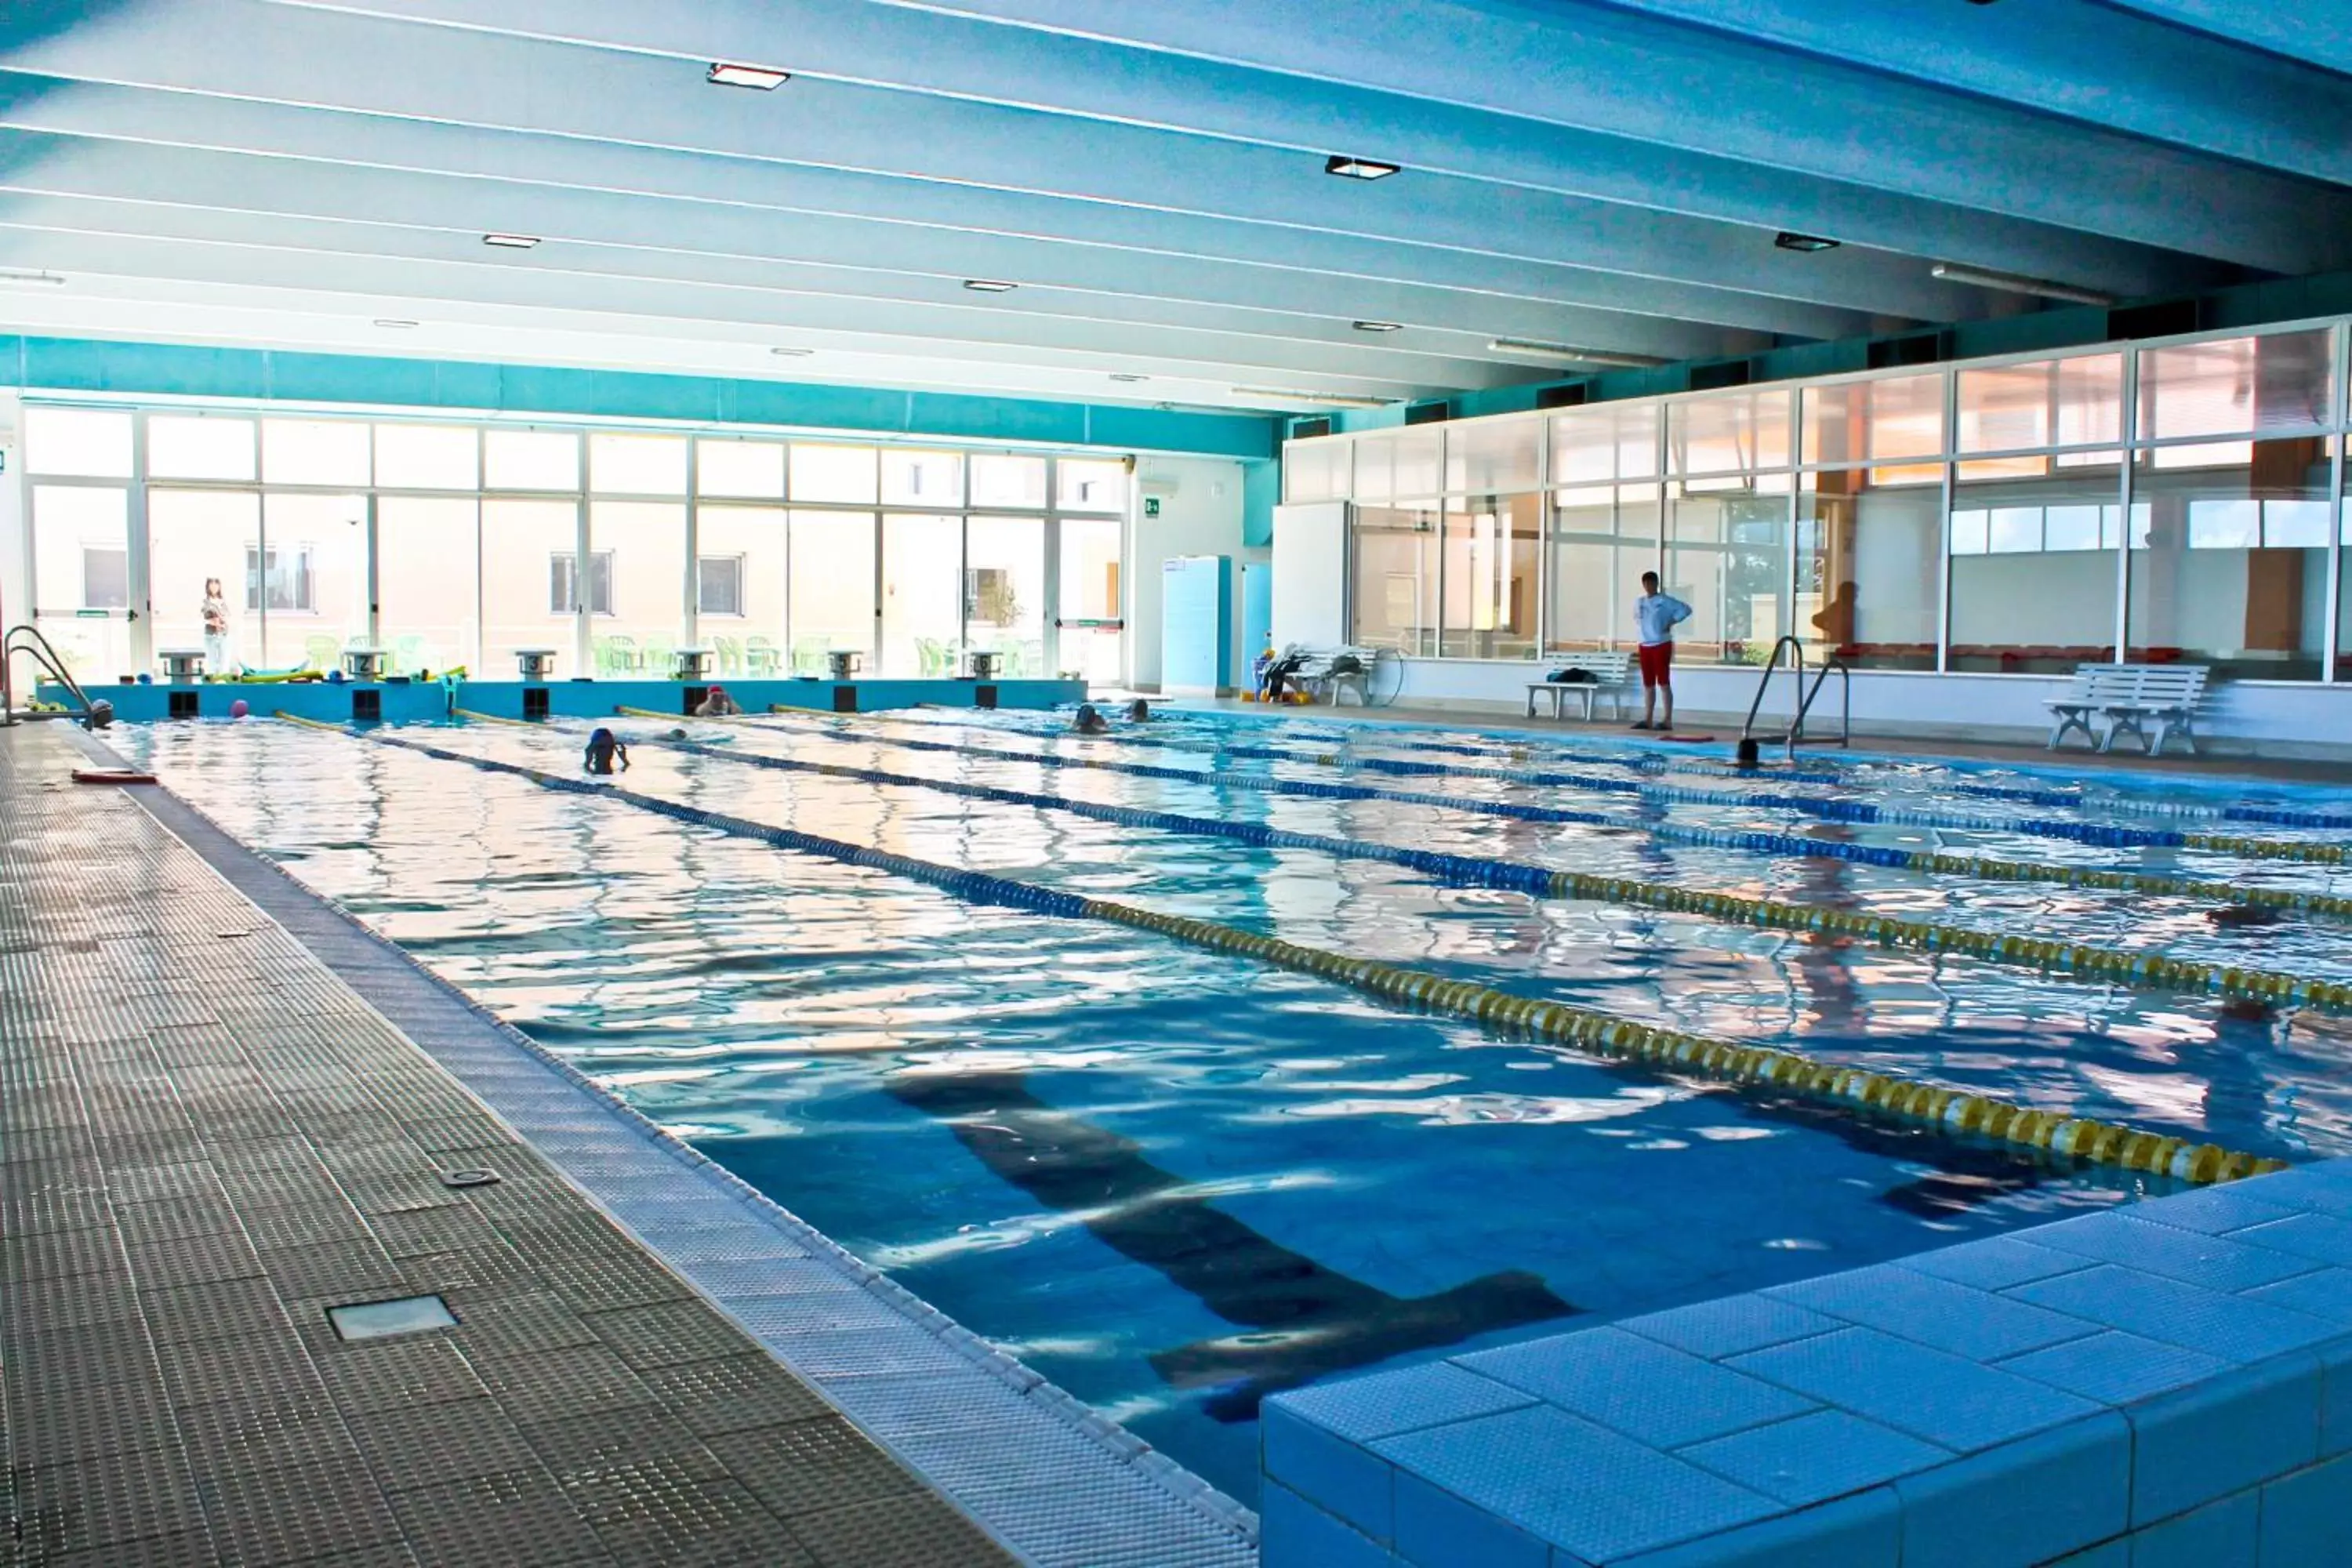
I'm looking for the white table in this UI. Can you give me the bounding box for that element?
[672,647,714,681]
[158,648,206,683]
[514,648,558,681]
[825,650,864,681]
[342,647,387,682]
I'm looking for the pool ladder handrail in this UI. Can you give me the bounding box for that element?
[1740,635,1852,760]
[2,623,97,727]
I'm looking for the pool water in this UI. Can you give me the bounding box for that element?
[116,710,2352,1503]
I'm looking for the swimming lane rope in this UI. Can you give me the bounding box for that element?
[594,710,2352,1011]
[812,710,2348,863]
[285,713,2287,1187]
[724,710,2352,925]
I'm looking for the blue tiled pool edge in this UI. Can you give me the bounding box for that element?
[1261,1167,2352,1566]
[69,726,1258,1568]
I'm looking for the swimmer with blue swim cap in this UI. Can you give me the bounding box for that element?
[583,727,630,775]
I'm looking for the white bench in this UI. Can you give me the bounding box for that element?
[1526,651,1636,721]
[1289,646,1377,706]
[2046,662,2209,755]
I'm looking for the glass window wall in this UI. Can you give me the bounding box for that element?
[1349,506,1438,654]
[18,410,1132,685]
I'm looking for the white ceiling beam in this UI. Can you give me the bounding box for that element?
[263,0,2224,301]
[855,0,2352,274]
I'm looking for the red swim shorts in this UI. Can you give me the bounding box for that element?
[1638,641,1675,685]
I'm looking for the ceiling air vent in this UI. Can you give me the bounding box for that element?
[1403,400,1451,426]
[2108,298,2203,340]
[1867,330,1950,371]
[1289,416,1334,441]
[1687,360,1752,392]
[1535,383,1590,410]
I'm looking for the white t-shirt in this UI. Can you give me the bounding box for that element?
[1635,592,1693,646]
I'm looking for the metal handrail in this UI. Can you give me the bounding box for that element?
[3,624,96,724]
[1740,636,1806,742]
[1791,655,1853,752]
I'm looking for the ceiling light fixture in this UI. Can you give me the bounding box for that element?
[1324,154,1400,180]
[1230,386,1394,409]
[483,233,542,249]
[1486,337,1670,369]
[769,346,815,357]
[372,318,419,329]
[962,278,1017,292]
[1774,231,1839,253]
[1930,262,2117,308]
[1109,373,1149,383]
[0,269,67,286]
[1352,320,1403,333]
[707,61,790,89]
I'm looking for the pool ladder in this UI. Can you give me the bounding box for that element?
[2,623,99,727]
[1740,636,1851,761]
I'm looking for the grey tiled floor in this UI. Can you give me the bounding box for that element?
[0,722,1018,1567]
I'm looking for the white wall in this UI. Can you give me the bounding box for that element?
[0,394,22,702]
[1129,455,1258,691]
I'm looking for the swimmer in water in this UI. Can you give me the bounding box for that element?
[583,727,630,775]
[1126,699,1152,722]
[2205,904,2283,928]
[695,684,741,718]
[1072,703,1110,735]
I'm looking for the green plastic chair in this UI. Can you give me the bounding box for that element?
[389,634,428,676]
[710,635,745,677]
[746,635,782,676]
[596,633,638,677]
[789,637,828,675]
[304,634,340,673]
[640,635,675,679]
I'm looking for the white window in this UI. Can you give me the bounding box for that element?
[550,550,615,615]
[82,545,129,609]
[697,555,746,616]
[245,543,316,612]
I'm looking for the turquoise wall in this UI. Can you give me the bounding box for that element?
[1241,458,1279,547]
[0,336,1280,461]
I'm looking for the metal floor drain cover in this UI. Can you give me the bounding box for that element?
[328,1294,459,1341]
[441,1168,500,1189]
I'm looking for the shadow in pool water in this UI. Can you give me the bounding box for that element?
[888,1069,1579,1419]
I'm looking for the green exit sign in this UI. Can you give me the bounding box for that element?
[1143,496,1162,518]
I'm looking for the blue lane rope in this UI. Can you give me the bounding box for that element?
[728,712,2352,918]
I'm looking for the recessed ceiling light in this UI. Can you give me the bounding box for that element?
[707,61,790,89]
[1231,386,1394,409]
[0,269,67,286]
[770,347,815,357]
[963,278,1017,293]
[1325,155,1400,180]
[372,318,419,329]
[483,234,541,249]
[1774,232,1840,253]
[1486,338,1670,369]
[1930,262,2117,308]
[1109,373,1149,383]
[1352,320,1403,333]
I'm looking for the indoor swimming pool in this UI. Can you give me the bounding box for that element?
[111,709,2352,1505]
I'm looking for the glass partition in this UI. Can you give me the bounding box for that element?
[376,497,477,675]
[25,407,132,477]
[1947,459,2125,673]
[1439,495,1539,659]
[1801,373,1944,470]
[481,499,579,678]
[148,489,260,672]
[1666,477,1791,664]
[1349,506,1439,655]
[694,506,786,677]
[969,454,1045,510]
[965,517,1045,675]
[376,424,478,491]
[1446,421,1541,495]
[484,429,579,492]
[150,416,256,482]
[590,502,687,676]
[259,492,369,670]
[697,438,786,500]
[2139,331,2335,443]
[264,419,371,488]
[884,448,965,508]
[1058,514,1123,682]
[1957,354,2123,456]
[789,512,877,672]
[881,514,963,675]
[1283,441,1348,504]
[1548,484,1656,653]
[2129,437,2329,679]
[1796,470,1941,670]
[1670,390,1792,477]
[31,485,135,680]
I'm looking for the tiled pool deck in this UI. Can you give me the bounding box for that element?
[0,720,1256,1566]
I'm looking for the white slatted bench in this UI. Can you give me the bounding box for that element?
[1526,651,1636,721]
[2046,662,2209,755]
[1291,647,1377,706]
